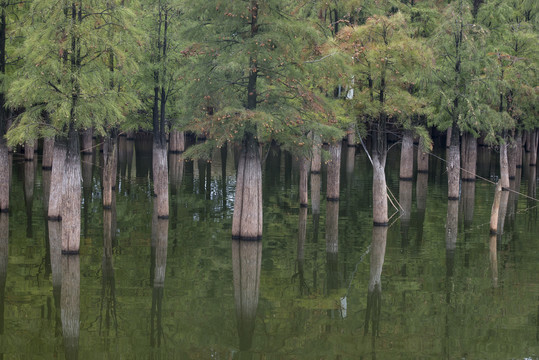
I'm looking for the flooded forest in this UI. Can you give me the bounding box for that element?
[0,0,538,359]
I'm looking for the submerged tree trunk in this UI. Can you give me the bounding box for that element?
[489,181,502,235]
[447,122,460,200]
[347,123,356,146]
[530,129,538,166]
[326,141,342,201]
[399,179,412,245]
[399,130,414,181]
[152,138,169,219]
[461,132,477,181]
[48,138,67,221]
[500,140,510,190]
[461,181,475,229]
[232,237,262,352]
[61,254,80,360]
[24,160,35,238]
[417,145,429,173]
[373,156,388,226]
[81,128,93,155]
[43,137,55,170]
[365,225,387,337]
[24,140,34,161]
[0,141,8,212]
[299,156,309,207]
[415,172,428,246]
[232,134,262,240]
[61,128,82,254]
[0,214,8,333]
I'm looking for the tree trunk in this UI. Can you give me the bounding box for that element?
[169,153,184,196]
[152,139,169,219]
[151,202,168,289]
[169,130,185,153]
[530,129,538,166]
[232,134,262,240]
[42,137,55,170]
[311,133,322,174]
[326,200,339,255]
[417,145,429,173]
[489,181,502,235]
[232,237,261,352]
[326,141,342,201]
[447,123,460,200]
[461,181,475,229]
[415,172,428,246]
[516,132,523,168]
[0,214,8,333]
[500,141,510,190]
[399,130,414,180]
[24,141,34,161]
[347,123,356,146]
[61,254,80,360]
[372,155,388,225]
[489,234,498,287]
[446,199,459,253]
[48,138,67,221]
[299,156,309,207]
[61,128,82,254]
[103,135,118,209]
[346,145,355,176]
[461,133,477,181]
[0,142,8,212]
[81,128,93,155]
[297,206,308,295]
[508,137,517,180]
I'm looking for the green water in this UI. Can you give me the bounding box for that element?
[0,138,538,359]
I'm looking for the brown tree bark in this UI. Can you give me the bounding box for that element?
[399,130,414,180]
[417,138,429,173]
[48,138,67,221]
[500,141,510,190]
[347,123,356,146]
[61,254,80,360]
[326,200,339,255]
[61,128,82,254]
[42,137,55,171]
[489,181,502,235]
[169,130,185,154]
[446,199,459,253]
[326,141,342,201]
[461,181,475,229]
[24,140,34,161]
[232,134,262,240]
[103,135,118,209]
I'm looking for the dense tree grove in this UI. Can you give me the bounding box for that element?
[0,0,537,239]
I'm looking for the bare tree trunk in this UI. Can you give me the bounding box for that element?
[399,179,412,244]
[447,123,460,200]
[299,156,309,207]
[153,139,169,219]
[489,181,502,235]
[169,130,185,154]
[43,137,55,170]
[48,138,67,221]
[326,200,339,255]
[530,129,538,166]
[24,140,34,161]
[311,133,321,174]
[347,123,356,146]
[500,141,510,190]
[516,132,523,169]
[61,128,82,254]
[24,160,35,238]
[461,133,477,181]
[399,130,414,180]
[417,137,429,173]
[0,142,8,212]
[489,234,498,288]
[326,141,342,201]
[103,135,118,209]
[81,128,93,155]
[61,254,80,360]
[446,127,452,149]
[232,134,262,240]
[232,238,261,351]
[373,155,388,225]
[446,199,459,256]
[150,200,168,348]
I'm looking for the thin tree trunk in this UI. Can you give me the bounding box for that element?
[297,206,308,295]
[347,123,356,146]
[81,128,93,155]
[48,138,67,221]
[103,135,118,209]
[447,122,460,200]
[461,132,477,181]
[508,137,517,180]
[61,128,82,254]
[326,200,339,255]
[152,139,169,219]
[399,179,412,244]
[461,181,475,229]
[446,199,459,253]
[365,225,387,336]
[326,141,342,201]
[417,145,429,173]
[24,160,35,238]
[299,156,309,207]
[232,134,262,240]
[399,130,414,180]
[489,181,502,234]
[0,142,8,212]
[500,141,510,190]
[373,155,388,225]
[489,234,498,287]
[530,129,538,166]
[0,214,8,333]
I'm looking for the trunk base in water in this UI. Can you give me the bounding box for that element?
[153,140,169,219]
[399,130,414,181]
[61,129,82,254]
[232,135,262,240]
[372,155,388,226]
[0,142,9,212]
[326,141,342,201]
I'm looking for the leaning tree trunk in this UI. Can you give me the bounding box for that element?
[399,130,414,181]
[61,128,82,254]
[232,134,262,240]
[447,122,460,200]
[152,137,169,219]
[48,138,67,221]
[327,141,342,201]
[0,141,9,212]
